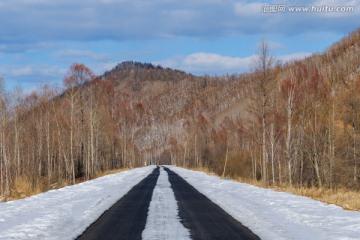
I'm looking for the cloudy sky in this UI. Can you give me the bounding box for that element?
[0,0,359,91]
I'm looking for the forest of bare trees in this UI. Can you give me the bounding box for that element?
[1,28,360,200]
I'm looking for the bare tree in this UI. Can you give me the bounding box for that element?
[64,63,96,184]
[251,39,276,184]
[0,77,10,198]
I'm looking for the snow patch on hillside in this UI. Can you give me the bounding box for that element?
[169,166,360,240]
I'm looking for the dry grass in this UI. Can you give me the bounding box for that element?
[94,168,130,178]
[10,175,45,201]
[276,187,360,211]
[190,167,218,176]
[188,167,360,212]
[232,176,268,188]
[74,168,131,184]
[235,176,360,211]
[4,168,131,202]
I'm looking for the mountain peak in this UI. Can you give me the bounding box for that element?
[110,61,163,72]
[102,61,191,85]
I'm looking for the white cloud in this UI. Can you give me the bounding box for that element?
[0,65,66,80]
[267,41,286,51]
[0,64,66,91]
[12,66,34,77]
[234,1,264,16]
[55,49,110,61]
[314,0,358,6]
[183,52,254,72]
[279,52,311,62]
[93,62,119,75]
[0,42,61,53]
[156,51,312,75]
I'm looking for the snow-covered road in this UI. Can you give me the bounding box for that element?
[0,165,359,240]
[0,166,156,240]
[169,166,360,240]
[142,167,190,240]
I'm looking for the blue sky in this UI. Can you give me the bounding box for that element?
[0,0,359,91]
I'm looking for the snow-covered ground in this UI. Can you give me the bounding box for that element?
[169,166,360,240]
[0,166,155,240]
[1,165,359,240]
[142,167,190,240]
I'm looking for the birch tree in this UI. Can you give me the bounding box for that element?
[64,63,96,183]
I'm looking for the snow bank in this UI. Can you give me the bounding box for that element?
[169,166,360,240]
[0,166,155,240]
[142,167,190,240]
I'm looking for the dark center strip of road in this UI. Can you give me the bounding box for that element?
[164,167,261,240]
[76,166,160,240]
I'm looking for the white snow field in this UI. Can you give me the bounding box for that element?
[142,167,190,240]
[0,166,156,240]
[168,166,360,240]
[1,165,359,240]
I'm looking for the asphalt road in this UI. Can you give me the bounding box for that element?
[77,166,260,240]
[164,167,260,240]
[76,167,160,240]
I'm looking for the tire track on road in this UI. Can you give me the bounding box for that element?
[164,167,260,240]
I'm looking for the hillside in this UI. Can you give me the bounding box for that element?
[1,28,360,201]
[100,61,251,157]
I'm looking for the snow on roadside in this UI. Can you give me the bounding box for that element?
[142,167,190,240]
[0,166,156,240]
[169,166,360,240]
